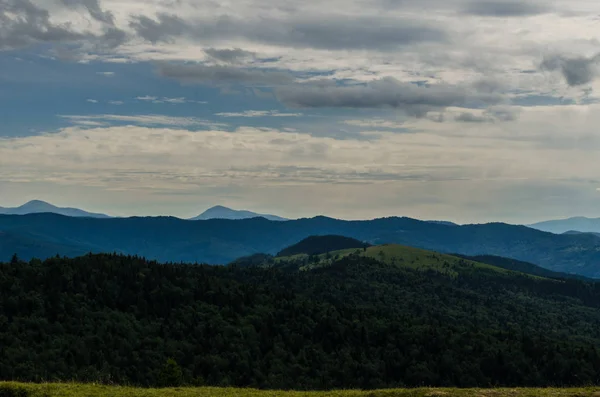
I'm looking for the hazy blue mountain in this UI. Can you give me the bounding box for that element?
[529,216,600,234]
[190,205,288,221]
[562,230,600,238]
[0,200,110,218]
[4,213,600,277]
[454,254,592,281]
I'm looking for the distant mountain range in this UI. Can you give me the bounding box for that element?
[0,200,110,218]
[191,205,288,221]
[0,201,288,222]
[3,213,600,277]
[529,217,600,234]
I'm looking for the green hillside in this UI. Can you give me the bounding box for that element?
[277,243,521,278]
[4,252,600,389]
[2,382,600,397]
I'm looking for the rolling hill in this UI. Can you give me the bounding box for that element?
[276,235,370,257]
[4,245,600,388]
[2,214,600,276]
[272,238,562,280]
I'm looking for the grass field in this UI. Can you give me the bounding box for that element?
[280,244,519,278]
[2,383,600,397]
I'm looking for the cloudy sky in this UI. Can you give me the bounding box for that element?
[1,0,600,223]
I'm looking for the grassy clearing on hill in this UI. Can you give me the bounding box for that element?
[280,244,519,277]
[2,383,600,397]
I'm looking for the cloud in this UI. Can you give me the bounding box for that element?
[215,110,303,117]
[342,119,407,129]
[161,97,186,104]
[136,96,158,101]
[541,54,600,86]
[0,0,86,50]
[275,77,502,117]
[455,106,520,123]
[129,12,448,51]
[128,13,188,44]
[462,0,552,16]
[0,0,124,51]
[86,99,99,103]
[60,114,227,128]
[59,0,115,26]
[157,63,295,86]
[136,96,206,104]
[4,106,600,222]
[455,112,492,123]
[204,48,256,63]
[108,100,124,105]
[97,72,115,76]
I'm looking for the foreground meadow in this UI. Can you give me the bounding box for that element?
[2,383,600,397]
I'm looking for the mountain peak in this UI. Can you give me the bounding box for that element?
[21,200,56,209]
[0,200,110,218]
[191,205,287,221]
[207,205,231,211]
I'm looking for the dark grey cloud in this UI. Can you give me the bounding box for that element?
[157,63,295,86]
[462,0,551,16]
[129,13,187,44]
[129,12,447,51]
[275,77,502,117]
[0,0,125,51]
[60,0,115,25]
[204,48,256,63]
[0,0,85,50]
[541,54,600,86]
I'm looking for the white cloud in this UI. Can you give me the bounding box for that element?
[86,99,99,103]
[136,96,205,104]
[96,71,116,76]
[343,119,406,129]
[60,114,228,128]
[162,97,186,104]
[215,110,303,117]
[136,95,158,101]
[4,103,600,221]
[108,100,124,105]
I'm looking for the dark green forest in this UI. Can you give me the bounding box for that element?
[4,251,600,389]
[276,235,370,257]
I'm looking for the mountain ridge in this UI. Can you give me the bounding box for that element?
[190,205,288,221]
[3,213,600,277]
[0,200,110,218]
[529,216,600,234]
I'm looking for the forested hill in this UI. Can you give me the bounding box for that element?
[276,235,370,257]
[3,213,600,276]
[4,250,600,389]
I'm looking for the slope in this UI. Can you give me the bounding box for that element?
[275,242,529,278]
[455,254,593,281]
[4,252,600,389]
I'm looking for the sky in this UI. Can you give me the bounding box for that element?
[1,0,600,223]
